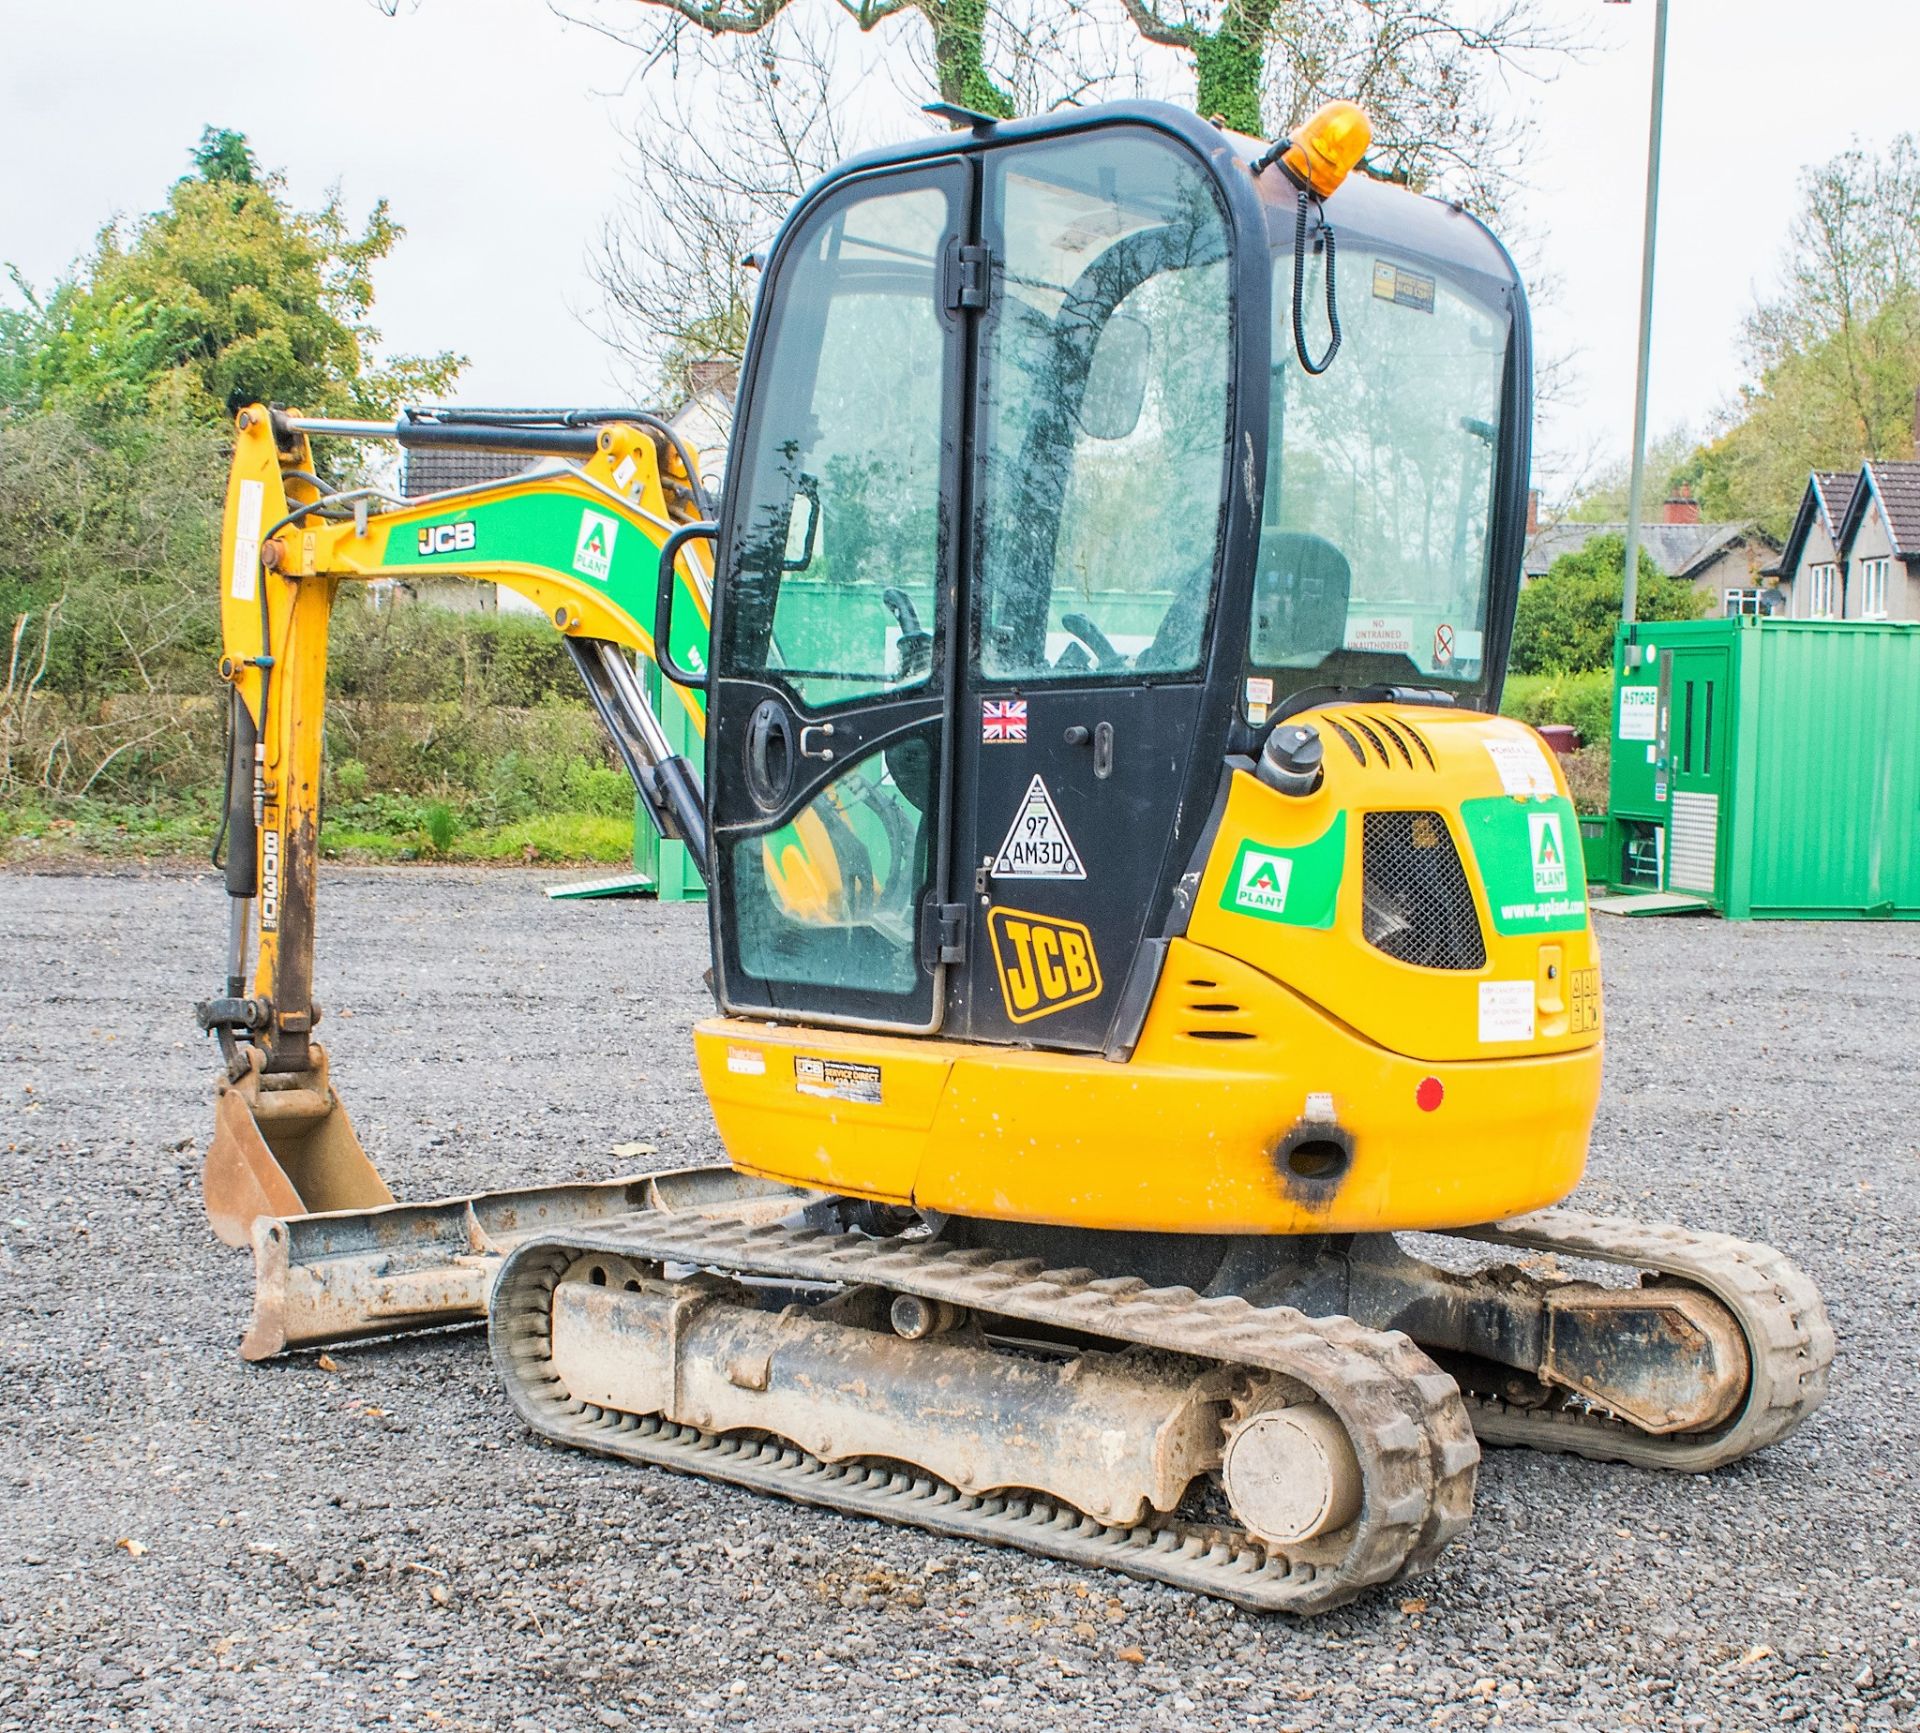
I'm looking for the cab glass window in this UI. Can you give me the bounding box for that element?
[721,181,950,709]
[976,134,1234,682]
[1254,251,1510,703]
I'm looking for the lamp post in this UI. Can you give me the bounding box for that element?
[1619,0,1670,625]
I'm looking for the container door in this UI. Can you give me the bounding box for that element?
[1665,646,1728,895]
[707,163,970,1032]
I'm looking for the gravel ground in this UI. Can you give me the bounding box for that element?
[1,864,1916,1732]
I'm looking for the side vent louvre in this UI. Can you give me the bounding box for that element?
[1327,720,1367,764]
[1349,716,1391,765]
[1181,990,1256,1042]
[1361,811,1487,970]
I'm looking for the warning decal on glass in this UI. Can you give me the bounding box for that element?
[993,775,1085,880]
[1372,260,1436,313]
[1345,616,1415,656]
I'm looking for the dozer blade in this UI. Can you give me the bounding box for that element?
[237,1163,807,1361]
[204,1043,393,1247]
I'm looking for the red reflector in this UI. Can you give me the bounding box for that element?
[1416,1076,1445,1113]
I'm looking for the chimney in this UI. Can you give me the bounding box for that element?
[1526,488,1540,536]
[1662,484,1701,525]
[686,359,740,401]
[1912,380,1920,455]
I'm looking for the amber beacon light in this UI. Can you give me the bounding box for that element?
[1277,101,1373,198]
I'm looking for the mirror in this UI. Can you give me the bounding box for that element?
[1076,313,1152,441]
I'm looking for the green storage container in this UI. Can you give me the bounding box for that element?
[1605,618,1920,918]
[1577,815,1611,886]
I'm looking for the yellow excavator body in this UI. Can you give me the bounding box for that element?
[699,705,1603,1234]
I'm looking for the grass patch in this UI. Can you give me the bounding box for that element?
[1,792,635,868]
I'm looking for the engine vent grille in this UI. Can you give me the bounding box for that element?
[1324,710,1436,770]
[1361,811,1486,971]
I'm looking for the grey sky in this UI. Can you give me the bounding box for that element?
[3,0,1916,495]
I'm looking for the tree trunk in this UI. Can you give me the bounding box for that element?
[921,0,1014,118]
[1191,0,1276,136]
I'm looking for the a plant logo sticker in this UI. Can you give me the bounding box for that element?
[1528,810,1568,895]
[573,509,618,581]
[1233,849,1294,916]
[1217,817,1345,930]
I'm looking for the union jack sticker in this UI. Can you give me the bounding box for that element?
[981,698,1027,744]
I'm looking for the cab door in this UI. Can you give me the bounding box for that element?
[952,129,1240,1050]
[707,163,971,1032]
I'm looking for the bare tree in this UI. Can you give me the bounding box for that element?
[584,10,901,404]
[1264,0,1573,221]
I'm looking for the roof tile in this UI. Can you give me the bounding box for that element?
[1810,470,1858,539]
[402,448,537,498]
[1522,520,1772,581]
[1863,460,1920,555]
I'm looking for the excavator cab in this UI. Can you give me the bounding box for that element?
[702,106,1529,1049]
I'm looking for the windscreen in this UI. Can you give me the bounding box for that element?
[1247,244,1511,721]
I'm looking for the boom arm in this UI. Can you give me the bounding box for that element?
[198,402,714,1246]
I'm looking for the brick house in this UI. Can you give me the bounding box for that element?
[1523,490,1782,618]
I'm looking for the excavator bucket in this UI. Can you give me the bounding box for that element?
[235,1165,808,1361]
[202,1042,814,1360]
[203,1044,393,1248]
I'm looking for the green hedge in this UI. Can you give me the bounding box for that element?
[1500,671,1612,748]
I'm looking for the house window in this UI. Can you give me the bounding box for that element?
[1723,588,1766,616]
[1858,557,1890,619]
[1804,562,1839,618]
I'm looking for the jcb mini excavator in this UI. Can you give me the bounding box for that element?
[196,99,1832,1614]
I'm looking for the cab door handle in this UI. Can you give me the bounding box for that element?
[1063,720,1114,779]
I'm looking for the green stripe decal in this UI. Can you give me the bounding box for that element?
[383,492,710,706]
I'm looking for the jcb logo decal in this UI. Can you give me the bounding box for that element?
[987,908,1102,1024]
[416,520,476,556]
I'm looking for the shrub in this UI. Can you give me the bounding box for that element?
[1500,671,1613,747]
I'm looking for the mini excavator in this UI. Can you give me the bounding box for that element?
[197,99,1832,1613]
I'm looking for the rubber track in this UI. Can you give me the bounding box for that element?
[1457,1207,1834,1470]
[489,1214,1480,1614]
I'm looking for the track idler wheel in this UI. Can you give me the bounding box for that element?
[1222,1402,1365,1546]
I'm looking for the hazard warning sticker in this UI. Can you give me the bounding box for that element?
[1477,980,1535,1045]
[992,775,1085,879]
[1482,730,1557,797]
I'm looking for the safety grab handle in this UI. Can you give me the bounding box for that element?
[655,520,718,688]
